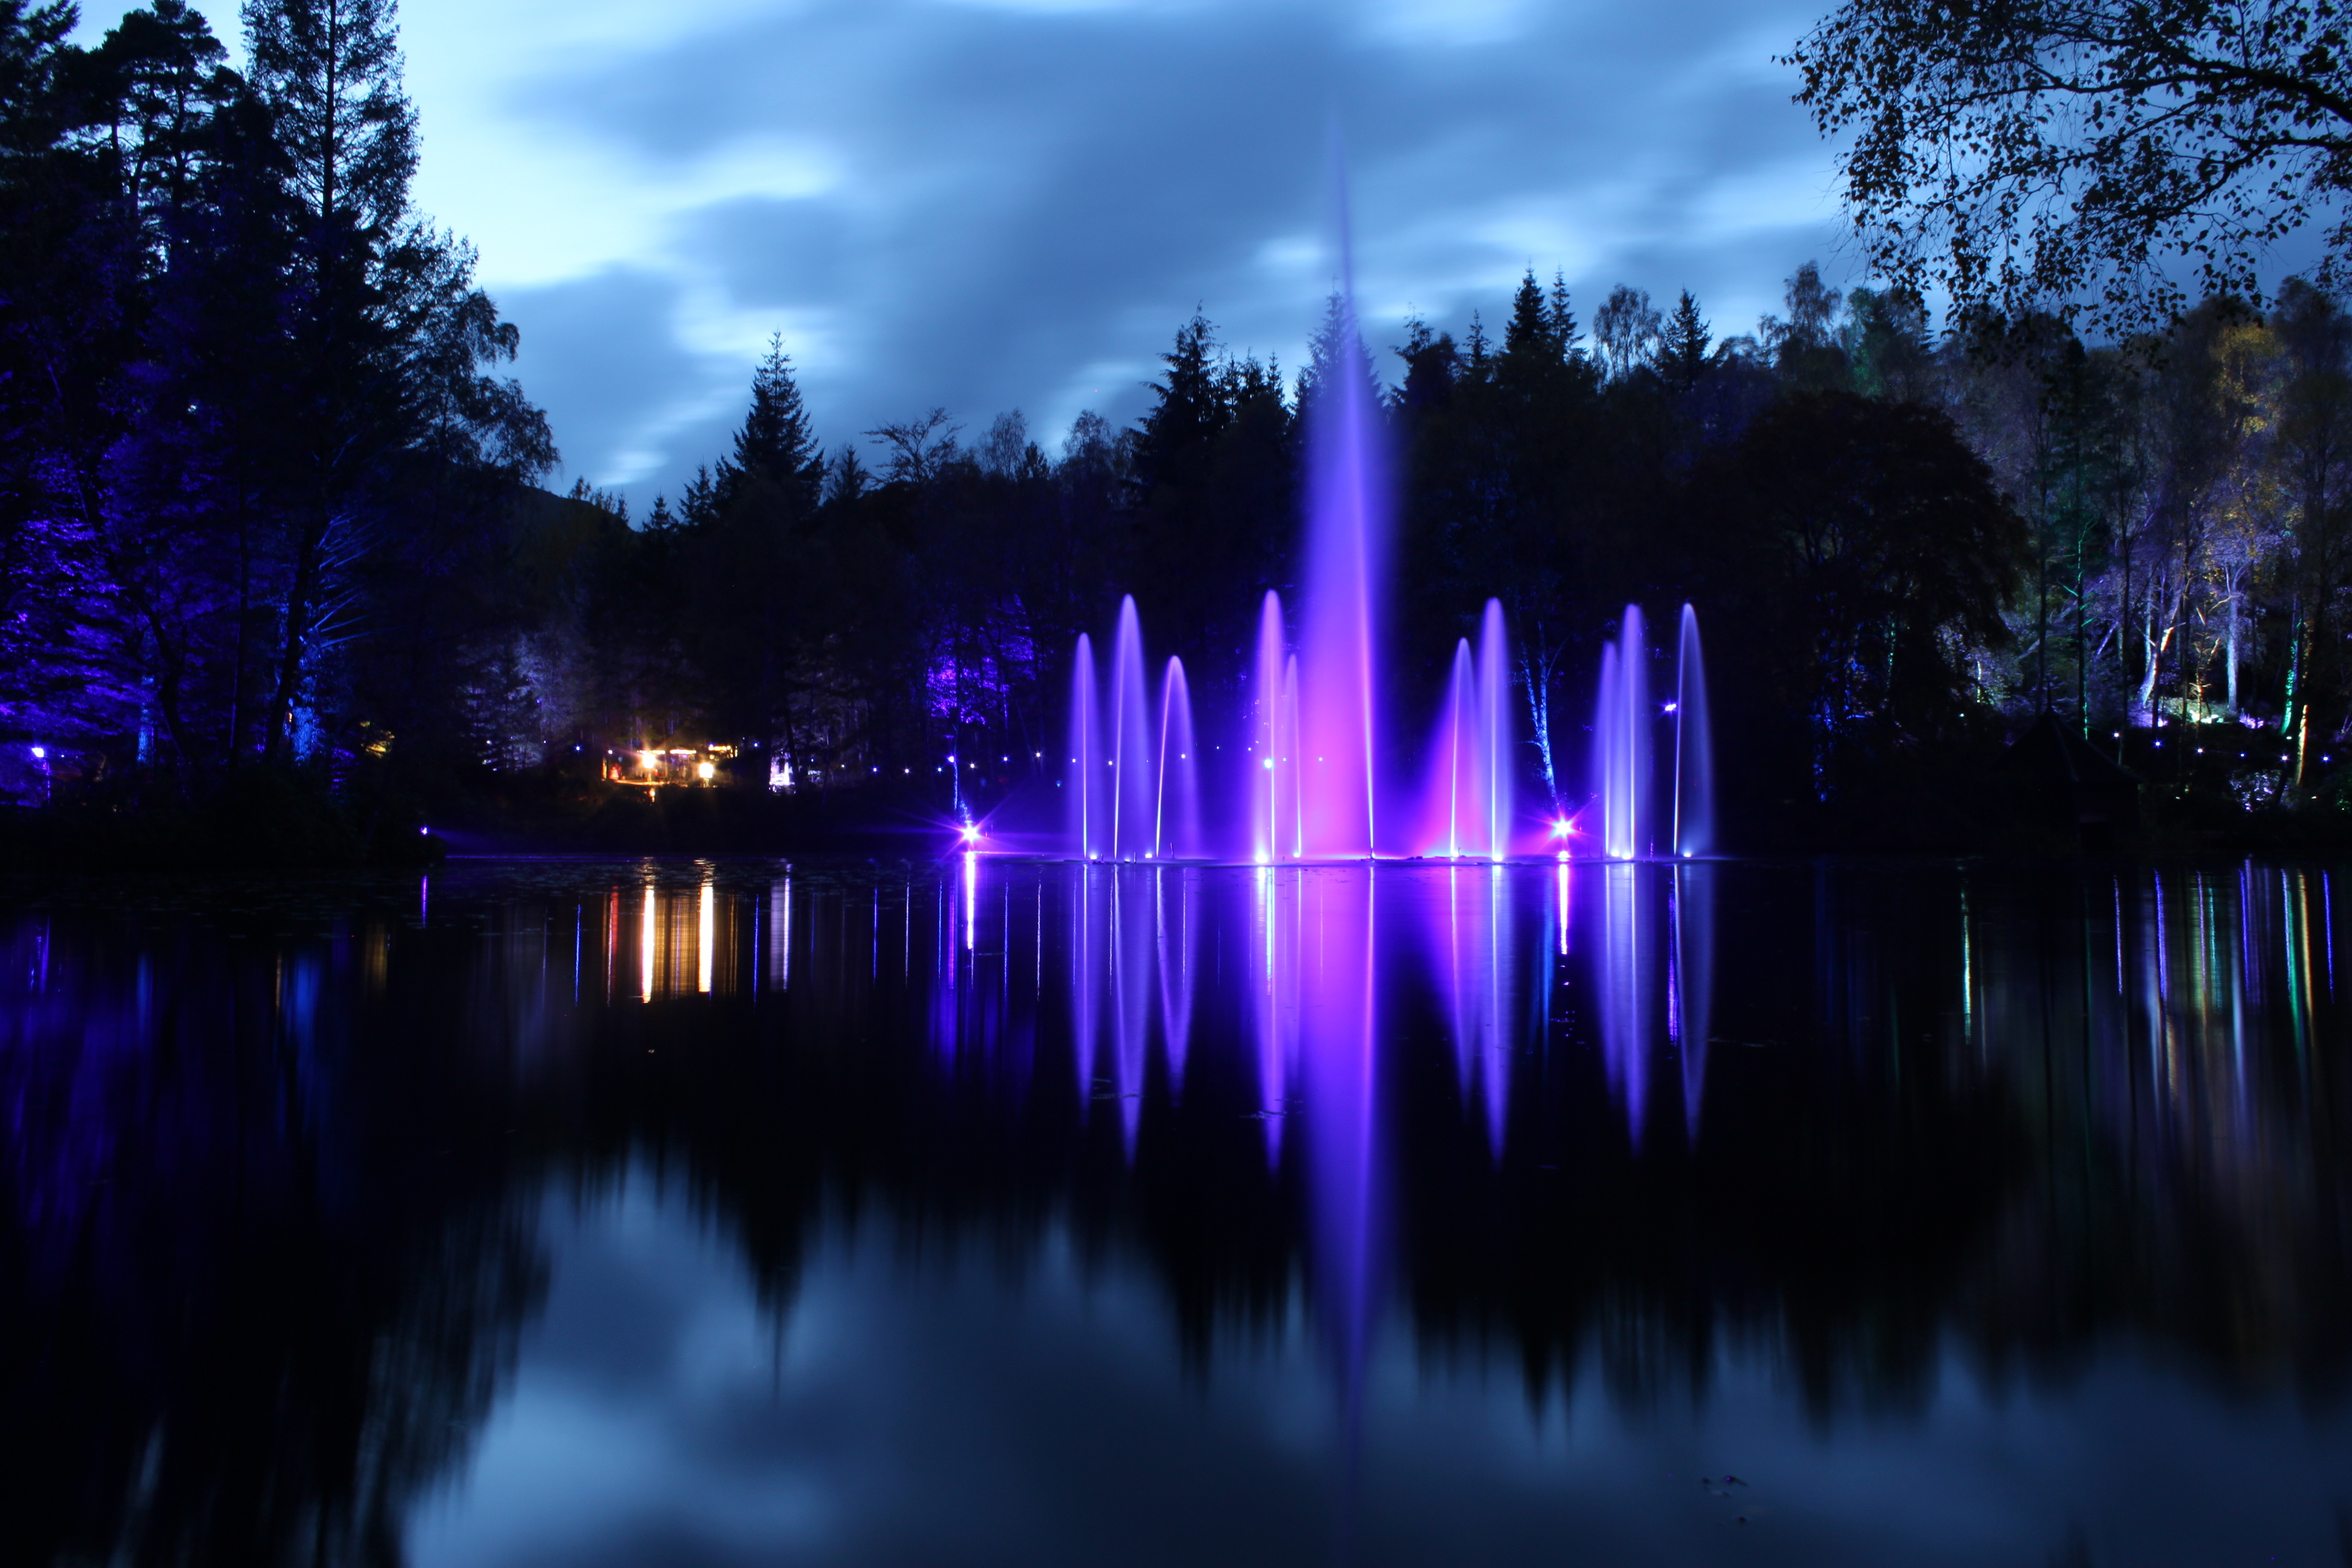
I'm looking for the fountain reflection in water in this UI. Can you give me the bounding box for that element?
[15,861,2352,1565]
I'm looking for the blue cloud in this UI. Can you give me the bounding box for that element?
[474,0,1842,509]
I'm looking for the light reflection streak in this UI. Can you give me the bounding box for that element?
[1670,863,1714,1140]
[770,875,792,990]
[698,877,714,995]
[640,883,655,1004]
[1155,866,1197,1096]
[1556,857,1570,956]
[1112,870,1151,1149]
[1598,862,1651,1144]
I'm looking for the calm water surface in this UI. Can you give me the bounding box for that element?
[4,857,2349,1566]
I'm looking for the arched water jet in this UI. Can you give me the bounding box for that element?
[1424,640,1480,858]
[1155,657,1199,860]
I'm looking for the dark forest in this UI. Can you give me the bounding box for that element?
[9,0,2352,857]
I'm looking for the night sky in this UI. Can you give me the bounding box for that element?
[77,0,1846,512]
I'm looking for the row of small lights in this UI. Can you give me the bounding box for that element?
[2118,729,2332,765]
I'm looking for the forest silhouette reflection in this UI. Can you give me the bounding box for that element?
[3,858,2348,1564]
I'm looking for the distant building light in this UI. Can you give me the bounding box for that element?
[696,761,716,780]
[30,746,44,759]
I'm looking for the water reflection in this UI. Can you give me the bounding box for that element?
[3,859,2351,1563]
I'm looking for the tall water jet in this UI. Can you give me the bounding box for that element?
[1110,597,1154,859]
[1068,634,1102,859]
[1673,603,1713,858]
[1282,655,1304,861]
[1156,657,1200,860]
[1251,593,1288,865]
[1593,606,1650,860]
[1297,297,1385,857]
[1478,598,1511,860]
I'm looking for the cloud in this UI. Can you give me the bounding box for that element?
[90,0,1847,508]
[495,268,737,489]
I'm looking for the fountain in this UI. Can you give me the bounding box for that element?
[1047,287,1709,866]
[1586,602,1715,862]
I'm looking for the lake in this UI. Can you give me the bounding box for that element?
[4,856,2348,1565]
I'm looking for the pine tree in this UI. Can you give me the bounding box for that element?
[1503,269,1551,362]
[1396,318,1458,411]
[714,332,822,518]
[1663,290,1711,391]
[242,0,414,242]
[1548,271,1580,356]
[679,465,717,528]
[1135,312,1227,497]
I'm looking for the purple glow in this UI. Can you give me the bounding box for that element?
[1479,600,1512,859]
[1297,303,1385,858]
[1053,287,1710,870]
[1251,592,1289,865]
[753,849,1718,1440]
[1409,601,1519,859]
[1298,865,1381,1425]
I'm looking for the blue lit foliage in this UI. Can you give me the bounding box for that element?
[0,0,551,788]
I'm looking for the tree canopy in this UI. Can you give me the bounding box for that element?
[1788,0,2352,332]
